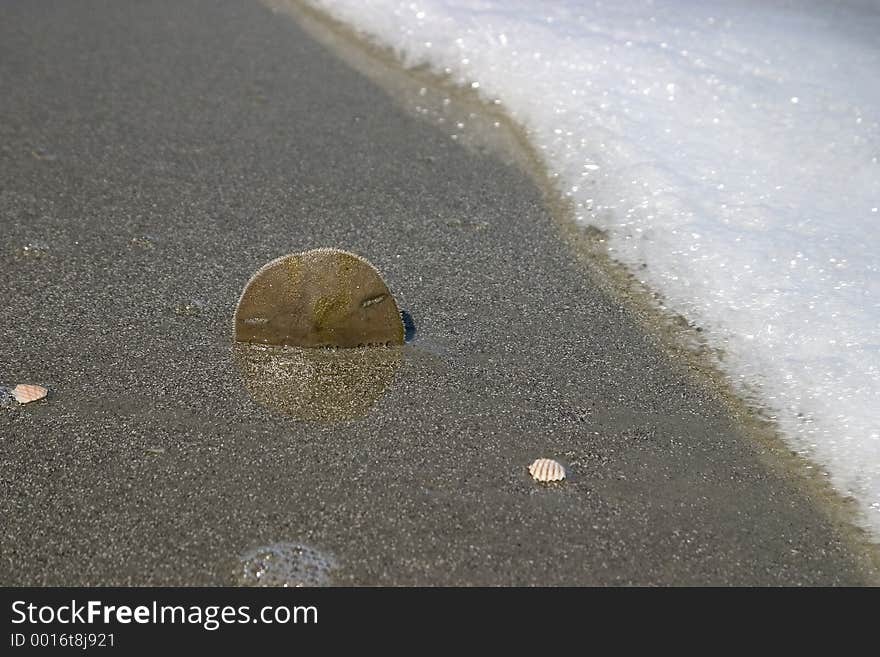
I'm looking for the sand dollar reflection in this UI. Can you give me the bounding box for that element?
[233,343,400,421]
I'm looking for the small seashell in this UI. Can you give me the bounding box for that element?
[529,458,565,483]
[12,384,48,405]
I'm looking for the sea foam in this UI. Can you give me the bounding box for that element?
[305,0,880,536]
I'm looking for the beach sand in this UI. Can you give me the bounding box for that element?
[1,0,877,585]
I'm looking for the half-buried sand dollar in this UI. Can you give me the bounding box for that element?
[232,248,404,421]
[234,248,404,348]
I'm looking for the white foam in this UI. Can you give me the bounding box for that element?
[307,0,880,536]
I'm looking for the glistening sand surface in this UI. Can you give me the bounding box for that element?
[0,0,877,585]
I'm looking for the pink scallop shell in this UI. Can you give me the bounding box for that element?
[12,384,48,404]
[528,458,566,482]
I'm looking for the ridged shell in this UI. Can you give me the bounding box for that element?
[12,384,48,404]
[528,458,565,482]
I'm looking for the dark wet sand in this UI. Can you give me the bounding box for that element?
[0,0,877,585]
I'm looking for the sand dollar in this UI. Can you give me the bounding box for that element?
[234,248,404,348]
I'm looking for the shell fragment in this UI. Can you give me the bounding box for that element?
[12,384,49,405]
[529,458,565,483]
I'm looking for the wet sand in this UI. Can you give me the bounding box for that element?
[1,0,877,585]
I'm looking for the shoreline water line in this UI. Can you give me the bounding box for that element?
[267,0,880,568]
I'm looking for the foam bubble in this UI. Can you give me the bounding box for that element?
[236,542,336,587]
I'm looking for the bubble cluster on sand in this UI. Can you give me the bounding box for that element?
[0,387,16,408]
[236,543,336,587]
[17,242,50,259]
[174,299,206,317]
